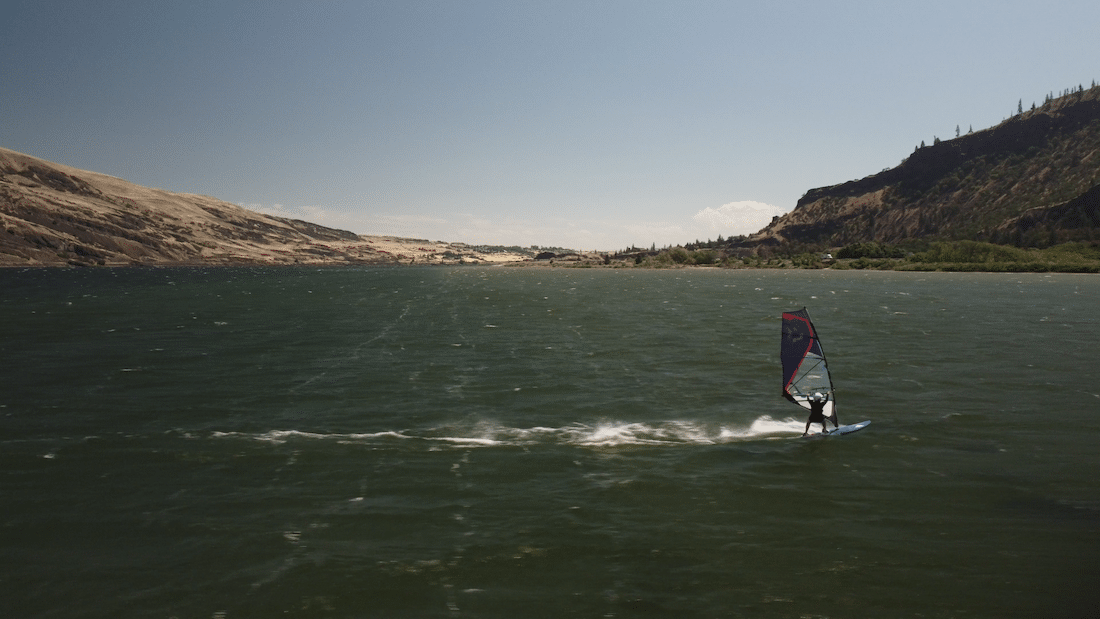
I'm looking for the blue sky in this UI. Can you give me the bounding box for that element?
[3,1,1097,250]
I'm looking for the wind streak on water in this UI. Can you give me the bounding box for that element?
[210,415,804,448]
[2,267,1099,618]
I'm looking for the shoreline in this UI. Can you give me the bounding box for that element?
[6,258,1097,274]
[0,234,536,269]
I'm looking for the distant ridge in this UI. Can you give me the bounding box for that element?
[8,82,1098,267]
[739,84,1100,250]
[0,147,530,266]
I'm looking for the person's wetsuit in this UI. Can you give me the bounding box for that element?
[803,398,837,436]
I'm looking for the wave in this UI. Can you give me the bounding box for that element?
[210,416,805,449]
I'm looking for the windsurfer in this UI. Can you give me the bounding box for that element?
[802,393,838,436]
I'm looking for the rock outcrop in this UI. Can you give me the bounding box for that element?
[743,86,1100,249]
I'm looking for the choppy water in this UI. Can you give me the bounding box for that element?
[2,266,1098,618]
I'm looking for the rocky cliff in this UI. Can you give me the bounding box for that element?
[746,85,1100,249]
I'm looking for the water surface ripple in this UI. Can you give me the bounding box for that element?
[2,267,1098,618]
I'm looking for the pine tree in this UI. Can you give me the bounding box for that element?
[956,125,960,138]
[1018,99,1023,114]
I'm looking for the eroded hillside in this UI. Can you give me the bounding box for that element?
[746,86,1100,249]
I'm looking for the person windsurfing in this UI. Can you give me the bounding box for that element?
[802,392,838,436]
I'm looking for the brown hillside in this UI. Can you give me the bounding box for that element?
[746,85,1100,249]
[0,148,529,266]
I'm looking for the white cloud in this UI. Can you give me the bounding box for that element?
[691,200,786,237]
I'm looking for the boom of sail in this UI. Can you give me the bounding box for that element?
[781,308,836,420]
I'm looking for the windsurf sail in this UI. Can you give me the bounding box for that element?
[781,308,837,422]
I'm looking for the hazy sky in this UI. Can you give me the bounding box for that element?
[3,1,1097,250]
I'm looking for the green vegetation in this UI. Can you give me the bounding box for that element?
[830,257,899,271]
[825,240,1100,272]
[836,242,906,259]
[637,247,723,267]
[902,241,1100,272]
[592,241,1100,272]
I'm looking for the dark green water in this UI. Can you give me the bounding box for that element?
[2,266,1098,618]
